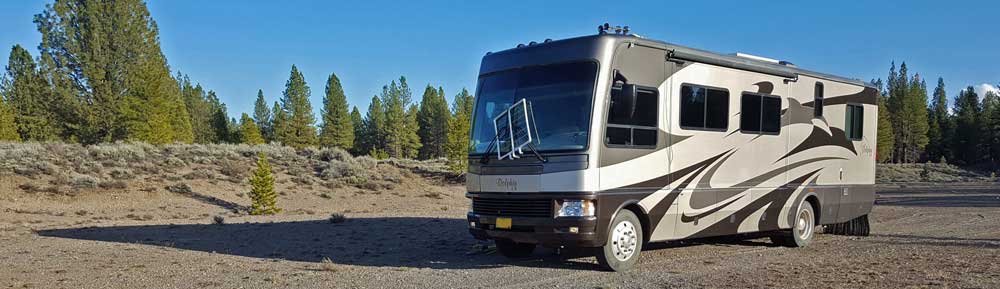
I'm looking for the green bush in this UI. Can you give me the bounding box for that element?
[248,152,281,215]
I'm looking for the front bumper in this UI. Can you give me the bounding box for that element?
[467,212,602,247]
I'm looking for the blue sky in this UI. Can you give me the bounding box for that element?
[1,0,998,119]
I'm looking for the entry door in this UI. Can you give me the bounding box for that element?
[598,43,668,191]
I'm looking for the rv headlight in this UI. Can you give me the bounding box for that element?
[557,200,595,217]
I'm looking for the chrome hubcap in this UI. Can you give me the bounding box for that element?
[611,220,638,262]
[796,207,813,240]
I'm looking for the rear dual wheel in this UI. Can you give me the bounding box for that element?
[825,214,870,236]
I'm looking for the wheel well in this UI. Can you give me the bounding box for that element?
[622,203,650,243]
[805,195,821,225]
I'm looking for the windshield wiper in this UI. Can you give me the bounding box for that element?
[479,130,505,164]
[519,142,548,163]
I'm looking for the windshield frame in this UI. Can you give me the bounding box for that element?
[469,59,601,157]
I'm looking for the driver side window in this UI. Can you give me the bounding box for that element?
[606,86,658,147]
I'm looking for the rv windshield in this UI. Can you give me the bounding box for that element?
[470,61,598,155]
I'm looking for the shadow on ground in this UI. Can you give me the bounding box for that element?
[38,217,508,269]
[36,216,786,270]
[875,194,1000,208]
[868,233,1000,249]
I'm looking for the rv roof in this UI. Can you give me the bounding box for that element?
[494,34,873,88]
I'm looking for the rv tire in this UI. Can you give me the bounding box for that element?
[771,200,815,247]
[495,239,535,259]
[596,210,643,272]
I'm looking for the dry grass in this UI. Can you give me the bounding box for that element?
[877,163,997,183]
[0,142,460,195]
[319,257,338,271]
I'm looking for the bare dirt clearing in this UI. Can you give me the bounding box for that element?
[2,183,999,289]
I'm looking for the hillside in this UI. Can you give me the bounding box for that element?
[0,142,466,229]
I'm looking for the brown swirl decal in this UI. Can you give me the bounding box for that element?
[690,168,822,238]
[777,126,857,163]
[801,86,878,106]
[754,81,774,94]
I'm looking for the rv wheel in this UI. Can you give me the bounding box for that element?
[770,200,815,247]
[495,239,535,259]
[596,210,643,272]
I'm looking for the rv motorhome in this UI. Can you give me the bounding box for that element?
[466,24,876,271]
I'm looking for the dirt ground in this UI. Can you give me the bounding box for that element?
[1,179,999,289]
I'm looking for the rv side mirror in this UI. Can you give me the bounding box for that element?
[622,84,638,119]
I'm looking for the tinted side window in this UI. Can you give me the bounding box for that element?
[680,84,728,130]
[680,85,706,128]
[740,94,761,132]
[606,87,658,147]
[741,93,781,134]
[761,96,781,133]
[706,89,729,129]
[846,104,864,140]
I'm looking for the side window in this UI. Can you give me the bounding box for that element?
[679,84,729,131]
[606,86,658,147]
[814,82,824,117]
[740,93,781,134]
[846,104,864,140]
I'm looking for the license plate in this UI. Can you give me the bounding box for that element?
[495,217,512,229]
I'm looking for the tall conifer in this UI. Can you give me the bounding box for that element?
[417,85,450,159]
[276,65,318,148]
[253,89,273,142]
[318,73,354,149]
[1,45,59,141]
[446,88,475,171]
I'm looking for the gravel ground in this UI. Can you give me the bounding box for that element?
[2,184,999,289]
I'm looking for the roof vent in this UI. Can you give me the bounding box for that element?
[732,53,780,64]
[778,60,797,68]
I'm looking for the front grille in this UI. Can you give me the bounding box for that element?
[472,198,552,218]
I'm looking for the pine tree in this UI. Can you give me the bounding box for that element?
[350,106,364,155]
[446,88,475,171]
[1,45,59,141]
[926,78,951,162]
[276,65,318,149]
[883,62,931,163]
[886,62,905,162]
[0,97,20,141]
[253,89,273,142]
[271,100,288,145]
[248,153,280,215]
[360,95,385,156]
[379,77,417,158]
[873,79,895,163]
[179,78,215,143]
[981,91,1000,165]
[34,0,192,144]
[903,75,929,162]
[208,91,233,143]
[403,104,422,158]
[318,73,354,150]
[417,85,451,159]
[952,87,982,165]
[239,113,264,145]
